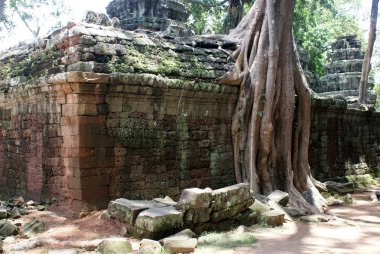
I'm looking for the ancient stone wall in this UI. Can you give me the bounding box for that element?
[0,22,237,210]
[309,97,380,180]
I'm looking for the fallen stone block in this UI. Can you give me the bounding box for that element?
[249,199,271,214]
[162,238,197,254]
[233,209,258,226]
[22,219,45,238]
[108,199,167,225]
[153,196,177,206]
[211,183,253,211]
[210,198,254,222]
[184,208,211,223]
[0,221,19,237]
[267,200,292,221]
[6,237,59,251]
[283,207,305,218]
[11,208,21,219]
[96,237,132,254]
[176,188,212,211]
[139,239,162,254]
[135,206,183,233]
[0,207,7,219]
[261,210,285,226]
[268,190,289,206]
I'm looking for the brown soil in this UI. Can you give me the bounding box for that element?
[3,185,380,253]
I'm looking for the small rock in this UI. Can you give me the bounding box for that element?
[140,239,162,253]
[267,200,292,221]
[11,208,21,219]
[268,190,289,206]
[37,205,46,211]
[100,211,111,220]
[0,221,19,236]
[26,200,36,207]
[0,207,7,219]
[137,246,160,254]
[162,238,197,253]
[120,226,128,237]
[261,210,285,226]
[19,209,29,215]
[249,199,271,214]
[11,197,24,206]
[96,238,132,254]
[6,237,59,251]
[283,207,305,218]
[22,220,45,237]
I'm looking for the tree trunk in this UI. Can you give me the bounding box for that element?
[218,0,324,214]
[359,0,379,104]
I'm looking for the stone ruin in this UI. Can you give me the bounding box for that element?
[106,0,192,36]
[316,35,376,104]
[107,183,288,240]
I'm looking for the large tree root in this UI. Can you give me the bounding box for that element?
[218,0,325,214]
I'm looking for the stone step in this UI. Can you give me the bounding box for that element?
[135,206,183,233]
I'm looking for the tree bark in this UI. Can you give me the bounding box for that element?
[218,0,324,214]
[359,0,379,104]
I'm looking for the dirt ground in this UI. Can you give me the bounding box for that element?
[3,185,380,253]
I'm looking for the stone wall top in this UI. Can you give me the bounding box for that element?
[0,21,237,95]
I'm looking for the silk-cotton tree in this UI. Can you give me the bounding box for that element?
[218,0,326,213]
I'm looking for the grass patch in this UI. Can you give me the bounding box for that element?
[196,230,256,253]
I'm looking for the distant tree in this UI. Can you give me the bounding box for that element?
[359,0,379,103]
[0,0,70,39]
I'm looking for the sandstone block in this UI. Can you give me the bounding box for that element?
[135,206,183,232]
[0,221,19,236]
[162,238,197,254]
[211,183,252,211]
[96,238,132,254]
[184,208,211,223]
[108,199,167,225]
[22,220,45,237]
[210,198,254,222]
[249,199,271,214]
[261,210,285,226]
[153,196,177,206]
[140,239,162,253]
[0,207,8,219]
[268,190,289,206]
[176,188,212,211]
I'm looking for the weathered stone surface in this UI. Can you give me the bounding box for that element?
[176,188,212,211]
[108,199,167,225]
[6,237,60,252]
[140,239,162,252]
[96,238,132,254]
[11,208,21,219]
[184,208,211,223]
[153,197,177,206]
[162,238,197,254]
[267,200,292,222]
[268,190,289,206]
[135,206,183,232]
[249,199,271,214]
[283,207,305,218]
[211,183,252,211]
[0,207,8,219]
[0,222,19,236]
[22,220,45,238]
[210,198,254,222]
[261,210,285,227]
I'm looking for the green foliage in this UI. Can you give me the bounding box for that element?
[1,0,70,39]
[294,0,361,77]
